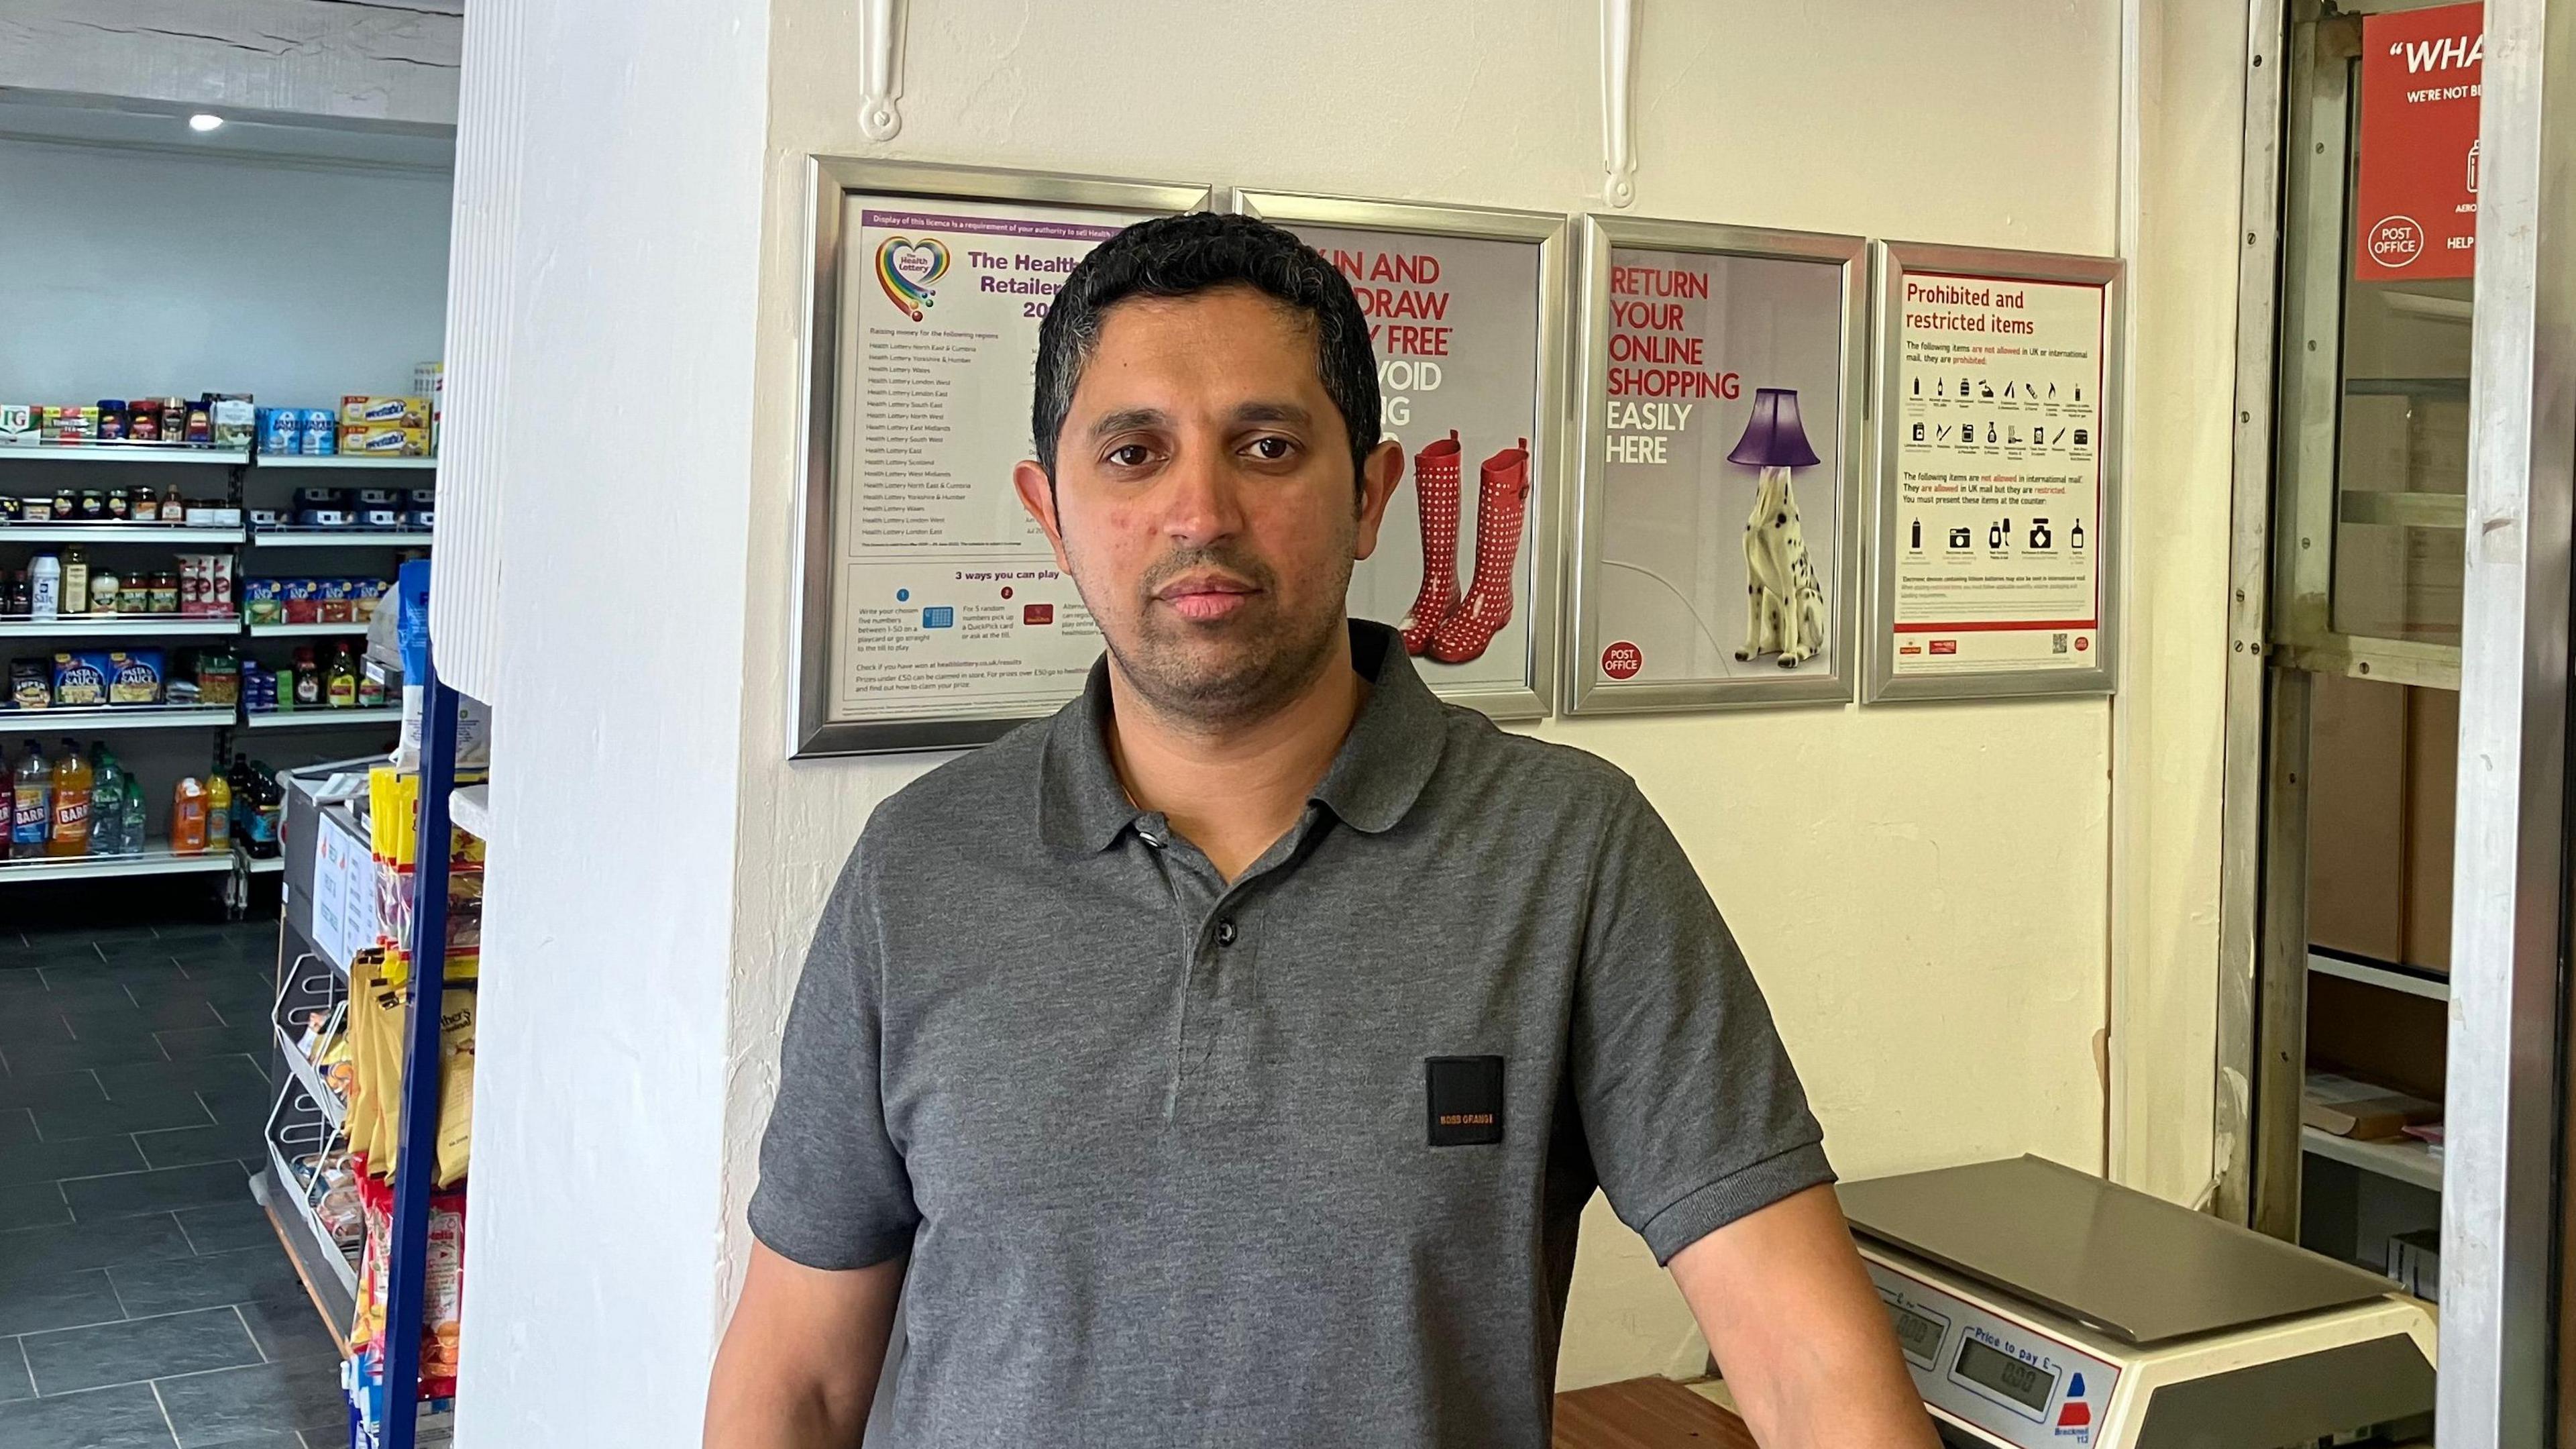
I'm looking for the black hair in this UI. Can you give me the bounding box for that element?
[1030,211,1380,485]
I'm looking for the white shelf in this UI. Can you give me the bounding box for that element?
[0,706,235,733]
[0,526,246,545]
[2302,1126,2445,1193]
[246,622,375,639]
[0,842,233,883]
[245,706,402,731]
[449,782,489,841]
[249,530,432,549]
[2308,950,2450,1002]
[0,443,248,466]
[0,616,239,639]
[272,1022,346,1127]
[256,454,435,471]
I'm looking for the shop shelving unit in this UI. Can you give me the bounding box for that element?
[1,439,436,890]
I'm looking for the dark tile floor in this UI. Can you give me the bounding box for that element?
[0,918,344,1449]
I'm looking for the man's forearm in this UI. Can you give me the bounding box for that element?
[704,1246,902,1449]
[703,1370,867,1449]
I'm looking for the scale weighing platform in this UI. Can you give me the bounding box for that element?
[1839,1157,2436,1449]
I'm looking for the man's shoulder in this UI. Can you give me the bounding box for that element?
[858,714,1051,849]
[1428,699,1645,820]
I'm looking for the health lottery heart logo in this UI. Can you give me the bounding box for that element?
[875,236,949,321]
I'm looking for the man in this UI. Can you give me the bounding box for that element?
[707,213,1935,1448]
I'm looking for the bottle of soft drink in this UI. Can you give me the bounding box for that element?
[120,772,146,857]
[8,741,42,860]
[48,739,91,858]
[170,777,207,856]
[250,766,284,860]
[207,769,231,855]
[89,748,125,859]
[228,753,254,840]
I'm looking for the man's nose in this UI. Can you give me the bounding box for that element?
[1157,441,1245,546]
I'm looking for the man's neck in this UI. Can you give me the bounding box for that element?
[1104,631,1366,883]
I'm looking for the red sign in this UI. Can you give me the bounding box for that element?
[2357,2,2483,281]
[1600,641,1643,680]
[1021,604,1053,625]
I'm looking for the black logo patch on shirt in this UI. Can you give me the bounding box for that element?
[1425,1056,1505,1146]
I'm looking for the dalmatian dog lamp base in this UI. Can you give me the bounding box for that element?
[1728,387,1829,669]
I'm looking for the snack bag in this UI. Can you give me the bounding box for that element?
[433,986,474,1188]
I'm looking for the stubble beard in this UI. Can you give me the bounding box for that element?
[1080,541,1353,733]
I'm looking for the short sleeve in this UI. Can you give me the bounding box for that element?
[747,843,921,1270]
[1572,786,1833,1265]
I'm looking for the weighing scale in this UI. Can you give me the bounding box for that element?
[1839,1157,2436,1449]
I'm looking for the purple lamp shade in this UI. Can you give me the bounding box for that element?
[1726,387,1821,469]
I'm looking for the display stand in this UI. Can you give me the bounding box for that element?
[354,657,464,1449]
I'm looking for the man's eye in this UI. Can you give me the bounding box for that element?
[1106,444,1152,468]
[1246,437,1295,462]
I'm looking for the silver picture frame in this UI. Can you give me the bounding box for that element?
[1864,241,2125,704]
[1566,215,1870,714]
[1228,189,1572,720]
[791,158,1214,759]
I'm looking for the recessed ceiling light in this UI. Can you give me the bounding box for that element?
[187,113,224,133]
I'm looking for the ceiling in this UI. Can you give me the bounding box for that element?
[0,91,455,170]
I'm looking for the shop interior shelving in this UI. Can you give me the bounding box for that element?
[1,439,435,887]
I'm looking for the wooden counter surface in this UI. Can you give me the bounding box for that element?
[1552,1376,1758,1448]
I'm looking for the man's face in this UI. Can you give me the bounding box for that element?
[1014,286,1403,727]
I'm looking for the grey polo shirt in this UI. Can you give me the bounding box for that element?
[751,620,1831,1448]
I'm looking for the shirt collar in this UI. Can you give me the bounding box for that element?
[1036,619,1449,854]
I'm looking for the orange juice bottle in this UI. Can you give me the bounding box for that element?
[47,739,91,857]
[170,777,207,855]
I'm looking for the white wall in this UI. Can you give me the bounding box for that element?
[443,0,771,1444]
[722,0,2153,1396]
[0,139,451,407]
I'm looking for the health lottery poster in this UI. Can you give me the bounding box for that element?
[1576,239,1856,710]
[827,195,1157,728]
[1286,223,1547,700]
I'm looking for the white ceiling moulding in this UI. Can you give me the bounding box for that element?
[0,0,464,129]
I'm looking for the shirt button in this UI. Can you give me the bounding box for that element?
[1215,920,1238,947]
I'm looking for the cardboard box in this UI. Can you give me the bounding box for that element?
[340,396,429,429]
[2303,1071,2441,1141]
[339,425,428,457]
[2308,671,2409,961]
[2405,686,2458,971]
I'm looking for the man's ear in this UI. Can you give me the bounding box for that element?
[1012,460,1074,572]
[1350,439,1407,562]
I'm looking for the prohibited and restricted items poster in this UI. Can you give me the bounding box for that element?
[1568,218,1866,712]
[1869,243,2121,702]
[794,162,1211,755]
[1247,195,1568,717]
[2356,1,2483,282]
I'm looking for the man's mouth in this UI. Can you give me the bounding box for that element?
[1154,571,1260,624]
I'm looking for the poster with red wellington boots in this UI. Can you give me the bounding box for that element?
[1240,194,1570,720]
[1568,218,1868,712]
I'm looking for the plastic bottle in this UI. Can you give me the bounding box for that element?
[227,753,253,839]
[120,773,147,857]
[48,739,91,858]
[60,548,88,616]
[89,749,124,858]
[249,767,283,860]
[207,771,231,855]
[170,777,207,856]
[28,555,59,623]
[9,742,43,860]
[292,648,321,710]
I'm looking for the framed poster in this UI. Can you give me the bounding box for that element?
[792,159,1212,757]
[1230,191,1569,718]
[1566,216,1868,713]
[1866,241,2123,703]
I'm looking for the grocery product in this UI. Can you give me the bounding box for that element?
[103,651,164,706]
[88,566,119,615]
[50,654,106,708]
[28,554,58,621]
[7,661,44,710]
[206,770,230,854]
[339,425,428,457]
[59,548,87,616]
[10,741,46,858]
[340,396,430,429]
[170,776,207,855]
[48,741,90,857]
[328,643,358,708]
[91,751,125,857]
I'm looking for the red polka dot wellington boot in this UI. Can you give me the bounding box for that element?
[1397,429,1463,656]
[1427,439,1529,665]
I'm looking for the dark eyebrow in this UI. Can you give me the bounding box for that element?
[1088,407,1170,439]
[1234,401,1312,427]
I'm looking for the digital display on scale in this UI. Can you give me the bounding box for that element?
[1888,1305,1945,1362]
[1955,1337,2057,1412]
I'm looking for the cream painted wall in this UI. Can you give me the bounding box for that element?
[2108,0,2244,1208]
[719,0,2153,1393]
